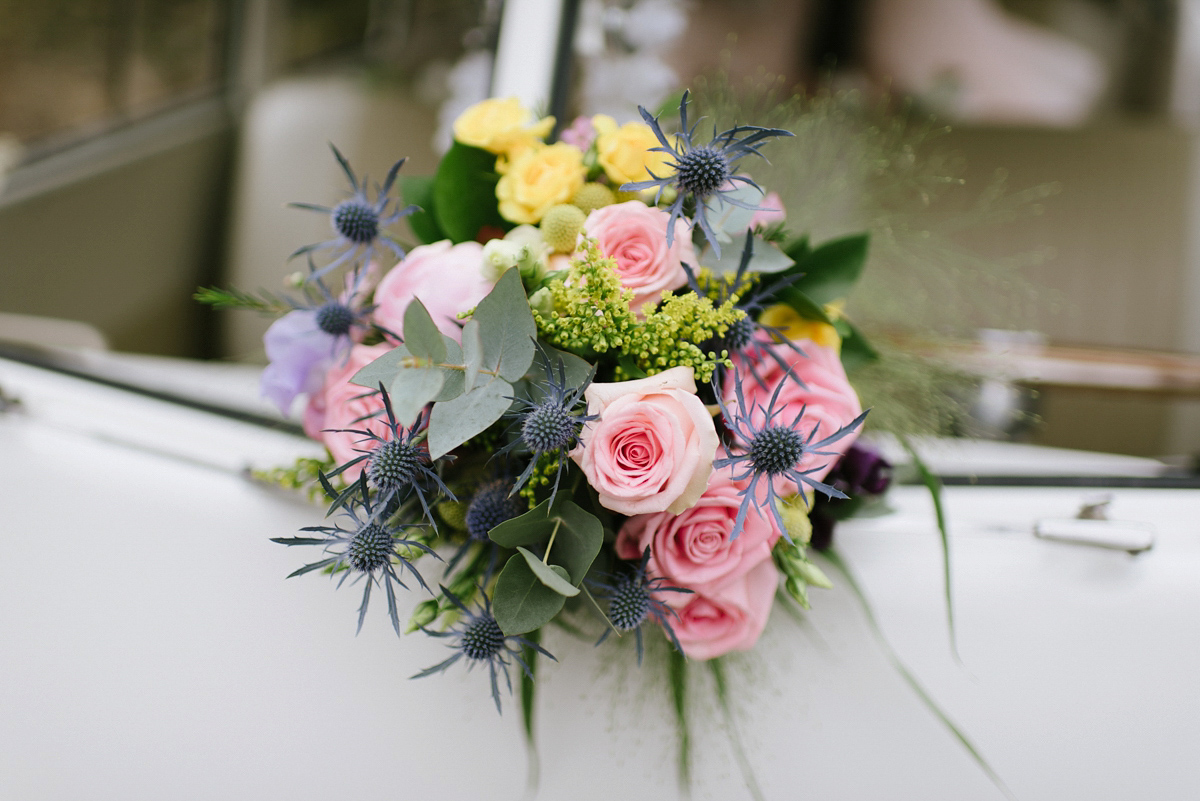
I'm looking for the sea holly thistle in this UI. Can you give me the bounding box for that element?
[290,144,418,281]
[412,586,555,714]
[591,548,692,665]
[324,388,455,530]
[622,90,793,256]
[501,344,596,503]
[715,369,870,541]
[271,480,437,636]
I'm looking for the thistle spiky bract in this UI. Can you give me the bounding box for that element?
[289,144,418,282]
[715,368,870,541]
[621,90,793,257]
[412,586,555,714]
[590,548,692,665]
[270,479,438,637]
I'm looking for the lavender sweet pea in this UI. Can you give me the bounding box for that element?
[260,310,350,414]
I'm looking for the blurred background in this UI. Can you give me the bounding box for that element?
[2,0,1200,462]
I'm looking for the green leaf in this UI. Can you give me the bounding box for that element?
[472,268,537,382]
[432,142,508,243]
[836,318,881,372]
[432,337,465,401]
[403,298,446,363]
[387,366,444,427]
[493,554,567,635]
[898,436,958,660]
[703,235,794,277]
[516,547,580,597]
[792,233,870,305]
[427,377,513,460]
[461,319,484,393]
[820,549,1014,800]
[399,175,444,244]
[519,627,541,753]
[489,498,560,548]
[783,235,810,263]
[711,184,763,243]
[488,498,603,585]
[668,648,692,791]
[775,286,833,324]
[351,337,465,401]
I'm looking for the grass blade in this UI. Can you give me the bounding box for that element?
[822,548,1014,800]
[709,659,765,801]
[668,648,692,792]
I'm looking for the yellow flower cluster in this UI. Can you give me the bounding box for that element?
[533,238,744,383]
[496,143,586,225]
[452,97,554,155]
[759,302,843,352]
[592,114,674,186]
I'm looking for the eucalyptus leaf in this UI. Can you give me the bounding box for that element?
[427,376,513,460]
[403,298,446,363]
[516,547,580,597]
[493,554,567,635]
[461,319,484,393]
[488,497,603,586]
[472,268,537,382]
[387,366,444,426]
[488,498,559,548]
[702,235,794,277]
[433,142,508,243]
[432,337,466,401]
[351,346,411,389]
[711,184,764,243]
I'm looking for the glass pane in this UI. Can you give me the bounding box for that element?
[0,0,227,155]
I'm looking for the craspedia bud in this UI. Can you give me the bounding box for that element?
[540,203,586,253]
[571,182,615,215]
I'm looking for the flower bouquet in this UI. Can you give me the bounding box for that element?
[200,91,910,770]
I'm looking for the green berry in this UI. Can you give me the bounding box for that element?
[540,203,586,253]
[571,182,616,215]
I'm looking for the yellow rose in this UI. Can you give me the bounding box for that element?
[453,97,554,155]
[759,303,842,352]
[592,114,674,187]
[496,143,586,224]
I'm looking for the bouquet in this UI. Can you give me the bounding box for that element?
[201,91,895,721]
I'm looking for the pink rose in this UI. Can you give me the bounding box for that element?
[724,339,863,484]
[750,191,786,229]
[373,240,493,342]
[584,201,694,314]
[304,343,394,474]
[616,462,782,600]
[671,559,779,660]
[572,366,718,516]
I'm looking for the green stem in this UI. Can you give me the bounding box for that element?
[710,660,765,801]
[668,648,692,793]
[581,584,621,638]
[519,627,541,794]
[541,517,563,565]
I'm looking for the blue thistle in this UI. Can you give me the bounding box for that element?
[289,144,418,282]
[271,481,436,636]
[591,548,691,665]
[622,90,792,256]
[465,478,527,542]
[324,387,455,529]
[412,587,555,713]
[501,345,597,503]
[715,369,870,541]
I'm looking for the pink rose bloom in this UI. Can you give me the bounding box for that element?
[616,462,782,601]
[750,191,786,229]
[304,343,394,474]
[671,559,779,660]
[373,240,492,342]
[584,201,694,314]
[571,366,718,516]
[725,338,863,484]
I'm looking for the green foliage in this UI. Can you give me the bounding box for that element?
[194,286,291,316]
[790,233,870,305]
[428,377,512,459]
[489,497,604,635]
[250,454,336,500]
[834,317,881,371]
[471,268,538,382]
[403,298,447,363]
[433,142,509,243]
[534,238,743,382]
[399,174,444,244]
[774,538,833,610]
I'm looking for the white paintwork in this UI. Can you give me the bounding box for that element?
[492,0,565,113]
[1,356,1197,800]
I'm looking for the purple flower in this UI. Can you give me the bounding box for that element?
[260,310,350,414]
[836,444,893,496]
[559,116,596,150]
